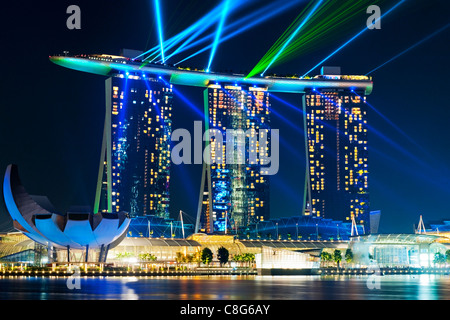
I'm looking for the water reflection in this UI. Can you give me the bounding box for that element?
[0,275,449,300]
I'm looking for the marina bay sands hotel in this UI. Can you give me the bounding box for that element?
[50,51,372,235]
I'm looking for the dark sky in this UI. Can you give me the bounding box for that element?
[1,0,449,233]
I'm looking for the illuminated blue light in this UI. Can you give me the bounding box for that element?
[365,22,450,75]
[261,0,324,76]
[158,77,204,118]
[174,0,302,66]
[138,0,299,63]
[163,3,226,62]
[152,0,250,62]
[316,90,430,169]
[353,91,427,153]
[154,0,165,63]
[142,77,162,118]
[141,30,194,62]
[301,0,406,77]
[206,0,230,73]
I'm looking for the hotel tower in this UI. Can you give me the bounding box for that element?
[195,84,271,234]
[94,72,173,219]
[303,68,370,232]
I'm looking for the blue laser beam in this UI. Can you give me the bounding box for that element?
[174,0,303,66]
[158,3,232,62]
[261,0,325,76]
[274,91,346,159]
[152,31,195,60]
[352,92,426,153]
[301,0,406,78]
[158,77,204,118]
[178,0,300,59]
[142,77,162,118]
[163,13,220,63]
[206,0,231,72]
[270,93,302,113]
[163,0,248,62]
[136,18,207,61]
[140,0,244,62]
[365,22,450,75]
[220,88,304,163]
[271,93,330,135]
[154,0,165,63]
[316,90,434,171]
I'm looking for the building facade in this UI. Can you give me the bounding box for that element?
[350,234,449,268]
[196,84,271,234]
[303,82,370,232]
[94,74,173,218]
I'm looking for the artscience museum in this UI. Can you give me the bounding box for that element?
[2,164,130,262]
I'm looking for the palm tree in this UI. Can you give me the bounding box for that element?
[320,251,332,268]
[185,254,194,264]
[116,252,134,261]
[445,250,450,264]
[175,252,184,266]
[243,253,255,267]
[345,249,354,266]
[333,250,342,270]
[193,251,202,267]
[232,253,254,267]
[232,254,242,266]
[138,253,157,262]
[434,252,446,266]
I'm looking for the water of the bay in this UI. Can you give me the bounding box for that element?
[0,274,449,300]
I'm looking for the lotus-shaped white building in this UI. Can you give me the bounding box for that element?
[2,164,130,262]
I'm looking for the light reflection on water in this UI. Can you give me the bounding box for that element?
[0,274,449,300]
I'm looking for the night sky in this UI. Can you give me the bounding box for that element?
[1,0,449,233]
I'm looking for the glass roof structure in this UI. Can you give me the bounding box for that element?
[237,239,347,250]
[118,237,200,248]
[351,233,448,244]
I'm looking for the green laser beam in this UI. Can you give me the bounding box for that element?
[247,0,385,78]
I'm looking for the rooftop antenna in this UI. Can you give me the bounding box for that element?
[417,215,426,234]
